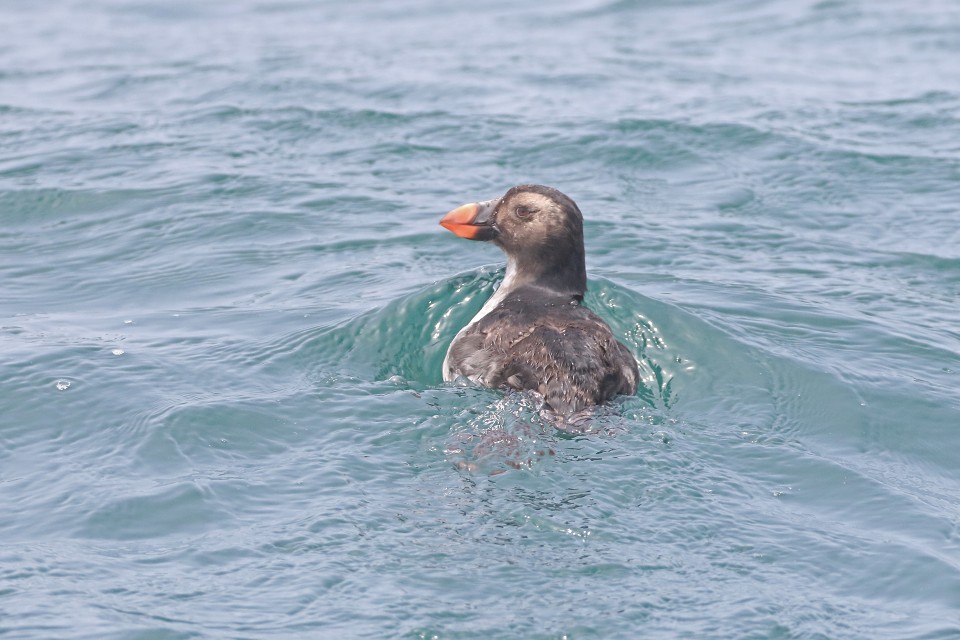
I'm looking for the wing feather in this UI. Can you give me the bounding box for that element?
[446,290,638,414]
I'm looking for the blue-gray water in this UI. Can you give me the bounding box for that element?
[2,1,959,638]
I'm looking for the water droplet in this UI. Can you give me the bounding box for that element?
[55,380,71,391]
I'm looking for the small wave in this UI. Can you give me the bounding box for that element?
[276,267,687,407]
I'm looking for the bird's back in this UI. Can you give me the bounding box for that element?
[445,286,639,415]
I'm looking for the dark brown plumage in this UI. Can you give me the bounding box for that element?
[440,185,639,415]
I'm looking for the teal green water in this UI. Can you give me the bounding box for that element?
[2,1,960,638]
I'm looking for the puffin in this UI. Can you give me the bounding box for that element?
[440,184,639,416]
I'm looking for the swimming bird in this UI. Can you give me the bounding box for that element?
[440,184,639,416]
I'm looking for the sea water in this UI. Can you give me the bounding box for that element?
[2,0,959,637]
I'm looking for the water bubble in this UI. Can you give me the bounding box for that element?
[55,380,71,391]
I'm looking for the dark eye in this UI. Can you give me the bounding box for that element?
[515,205,534,219]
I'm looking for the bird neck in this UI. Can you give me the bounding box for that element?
[502,248,586,301]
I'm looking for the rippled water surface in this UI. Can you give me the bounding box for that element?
[2,0,960,638]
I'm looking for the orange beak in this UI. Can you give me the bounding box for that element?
[439,200,498,241]
[440,203,482,239]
